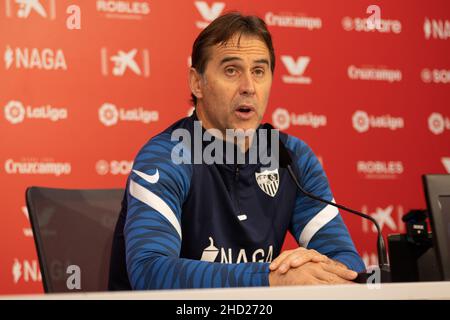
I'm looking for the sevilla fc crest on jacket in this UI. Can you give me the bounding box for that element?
[255,168,279,197]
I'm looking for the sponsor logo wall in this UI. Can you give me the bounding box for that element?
[0,0,449,294]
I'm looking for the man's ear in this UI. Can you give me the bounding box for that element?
[189,67,203,100]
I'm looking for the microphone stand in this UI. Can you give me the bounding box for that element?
[268,123,391,283]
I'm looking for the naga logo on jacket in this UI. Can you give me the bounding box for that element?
[200,237,274,263]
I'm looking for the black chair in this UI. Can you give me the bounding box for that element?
[26,186,127,292]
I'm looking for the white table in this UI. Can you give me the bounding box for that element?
[3,281,450,300]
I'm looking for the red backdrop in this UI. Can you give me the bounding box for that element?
[0,0,449,294]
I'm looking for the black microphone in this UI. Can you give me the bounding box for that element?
[263,123,391,283]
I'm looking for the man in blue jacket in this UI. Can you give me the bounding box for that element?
[109,12,365,290]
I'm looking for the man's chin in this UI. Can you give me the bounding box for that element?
[229,119,261,132]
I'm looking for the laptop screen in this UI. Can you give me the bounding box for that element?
[423,175,450,281]
[438,195,450,269]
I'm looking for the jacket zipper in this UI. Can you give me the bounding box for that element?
[234,165,243,216]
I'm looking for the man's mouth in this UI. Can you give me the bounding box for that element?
[235,105,256,120]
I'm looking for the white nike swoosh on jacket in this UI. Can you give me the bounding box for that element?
[132,169,160,184]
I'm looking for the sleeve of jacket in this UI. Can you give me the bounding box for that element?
[285,135,366,272]
[125,132,270,289]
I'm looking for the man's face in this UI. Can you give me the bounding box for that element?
[192,35,273,134]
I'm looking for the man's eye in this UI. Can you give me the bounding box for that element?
[225,67,237,76]
[253,68,265,77]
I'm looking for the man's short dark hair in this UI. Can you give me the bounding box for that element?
[190,12,276,106]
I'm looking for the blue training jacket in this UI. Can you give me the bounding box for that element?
[109,113,365,290]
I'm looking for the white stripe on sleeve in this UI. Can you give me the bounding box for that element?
[299,198,338,248]
[129,179,182,240]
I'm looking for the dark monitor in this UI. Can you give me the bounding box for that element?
[423,174,450,281]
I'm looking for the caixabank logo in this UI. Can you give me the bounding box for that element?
[100,48,150,77]
[361,205,405,234]
[3,0,56,20]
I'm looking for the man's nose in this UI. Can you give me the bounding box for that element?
[239,71,256,96]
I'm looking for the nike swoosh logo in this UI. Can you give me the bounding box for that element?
[132,169,160,184]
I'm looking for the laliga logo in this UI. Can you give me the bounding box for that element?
[98,103,119,126]
[352,110,404,133]
[98,103,159,126]
[428,112,450,135]
[352,111,370,133]
[4,100,68,124]
[272,108,327,130]
[4,100,25,124]
[272,108,290,130]
[194,1,225,29]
